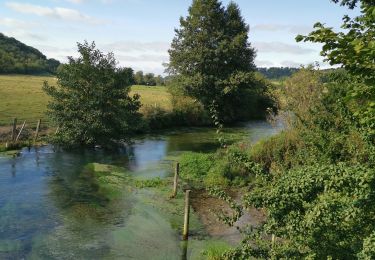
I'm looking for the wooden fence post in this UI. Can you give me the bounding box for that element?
[172,162,180,198]
[183,190,191,240]
[15,121,26,142]
[34,119,41,143]
[11,118,17,142]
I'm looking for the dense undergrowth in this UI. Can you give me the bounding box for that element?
[178,67,375,259]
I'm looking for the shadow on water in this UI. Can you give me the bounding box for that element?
[0,121,281,259]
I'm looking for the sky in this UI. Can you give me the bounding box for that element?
[0,0,360,74]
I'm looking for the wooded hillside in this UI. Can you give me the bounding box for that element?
[0,33,60,74]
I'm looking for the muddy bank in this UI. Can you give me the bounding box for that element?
[190,189,266,245]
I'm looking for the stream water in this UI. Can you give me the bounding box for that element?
[0,121,281,259]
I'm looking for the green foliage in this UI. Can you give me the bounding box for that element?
[134,71,145,85]
[271,68,372,166]
[204,1,374,258]
[296,0,375,141]
[244,163,375,259]
[223,64,375,259]
[140,93,211,130]
[179,144,263,188]
[201,241,232,260]
[43,41,141,147]
[0,33,60,74]
[144,73,156,86]
[249,131,306,174]
[134,70,165,86]
[179,152,215,184]
[168,0,265,122]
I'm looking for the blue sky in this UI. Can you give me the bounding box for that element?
[0,0,360,74]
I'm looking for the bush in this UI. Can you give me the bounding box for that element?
[223,68,375,258]
[170,95,211,126]
[179,144,263,188]
[140,95,211,131]
[43,42,141,147]
[249,130,307,174]
[244,163,375,259]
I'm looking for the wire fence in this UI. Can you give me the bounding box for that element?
[0,117,55,143]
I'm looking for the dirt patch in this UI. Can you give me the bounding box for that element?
[190,189,265,245]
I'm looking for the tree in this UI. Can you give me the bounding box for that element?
[168,0,257,122]
[144,73,156,86]
[155,75,165,86]
[296,0,374,141]
[43,41,141,147]
[134,70,145,85]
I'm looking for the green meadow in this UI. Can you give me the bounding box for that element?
[0,75,172,126]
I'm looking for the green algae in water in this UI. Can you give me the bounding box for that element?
[0,123,278,259]
[27,162,228,259]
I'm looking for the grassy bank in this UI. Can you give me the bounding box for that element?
[0,75,172,126]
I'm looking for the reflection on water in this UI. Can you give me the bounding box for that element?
[0,122,281,259]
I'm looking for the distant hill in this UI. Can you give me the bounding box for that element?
[257,67,299,80]
[0,33,60,75]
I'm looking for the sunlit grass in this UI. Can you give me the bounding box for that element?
[0,75,172,126]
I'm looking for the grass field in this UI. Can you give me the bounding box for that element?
[0,75,172,126]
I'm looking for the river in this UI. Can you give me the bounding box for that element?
[0,121,281,259]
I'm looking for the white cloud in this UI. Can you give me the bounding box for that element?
[116,54,169,63]
[0,17,33,29]
[3,30,46,41]
[98,41,170,74]
[5,2,106,25]
[102,41,170,53]
[280,60,303,67]
[255,60,274,67]
[253,41,315,55]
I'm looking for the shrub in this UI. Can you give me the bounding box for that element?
[43,41,141,147]
[249,130,307,174]
[242,163,375,259]
[179,144,263,188]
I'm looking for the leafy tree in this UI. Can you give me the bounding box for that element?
[134,70,145,85]
[168,0,258,122]
[43,41,141,147]
[144,72,156,86]
[155,75,165,86]
[296,0,375,141]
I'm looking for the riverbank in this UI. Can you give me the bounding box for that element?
[190,189,265,245]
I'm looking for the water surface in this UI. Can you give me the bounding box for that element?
[0,121,281,259]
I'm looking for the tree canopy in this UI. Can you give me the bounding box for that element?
[0,33,60,74]
[43,41,141,147]
[168,0,260,122]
